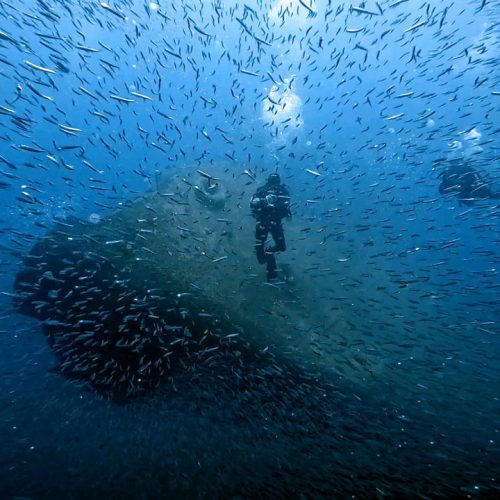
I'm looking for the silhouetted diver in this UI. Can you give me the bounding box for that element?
[438,159,500,205]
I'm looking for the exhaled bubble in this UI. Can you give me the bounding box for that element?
[88,213,101,224]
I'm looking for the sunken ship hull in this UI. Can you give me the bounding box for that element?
[13,164,353,397]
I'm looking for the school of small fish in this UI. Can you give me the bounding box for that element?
[0,0,498,496]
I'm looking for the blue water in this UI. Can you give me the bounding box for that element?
[0,0,499,497]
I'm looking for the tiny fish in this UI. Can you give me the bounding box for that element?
[405,21,426,33]
[24,60,56,74]
[76,45,99,53]
[385,113,405,120]
[130,91,152,101]
[100,2,126,19]
[19,144,45,153]
[351,6,379,16]
[212,256,228,263]
[239,67,259,77]
[110,94,135,103]
[305,168,321,176]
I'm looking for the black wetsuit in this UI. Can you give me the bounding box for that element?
[439,161,500,205]
[250,183,291,280]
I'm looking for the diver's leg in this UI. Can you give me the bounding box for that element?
[255,222,268,264]
[472,185,500,200]
[265,222,284,281]
[269,221,286,252]
[266,253,278,281]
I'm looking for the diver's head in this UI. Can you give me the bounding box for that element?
[267,173,281,187]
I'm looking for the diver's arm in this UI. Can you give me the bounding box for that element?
[250,192,267,216]
[276,187,291,218]
[250,194,266,207]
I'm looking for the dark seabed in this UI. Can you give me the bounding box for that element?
[0,0,499,498]
[1,316,497,498]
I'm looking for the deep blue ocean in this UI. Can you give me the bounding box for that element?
[0,0,498,498]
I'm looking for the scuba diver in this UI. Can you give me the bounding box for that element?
[438,159,500,206]
[250,173,291,281]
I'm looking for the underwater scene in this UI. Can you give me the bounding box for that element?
[0,0,499,498]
